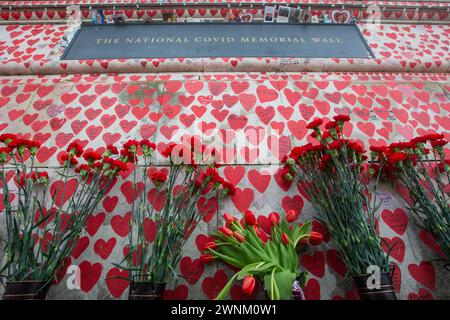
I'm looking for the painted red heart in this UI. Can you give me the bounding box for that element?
[50,179,78,208]
[180,257,204,285]
[85,212,105,237]
[231,188,254,212]
[326,249,348,278]
[111,212,131,237]
[281,195,303,217]
[303,278,321,300]
[105,267,129,298]
[381,237,405,263]
[248,169,271,193]
[201,269,228,300]
[301,251,325,277]
[419,230,446,259]
[164,285,189,300]
[408,261,435,290]
[94,237,116,260]
[71,236,90,259]
[381,208,408,235]
[407,288,434,300]
[78,261,102,293]
[121,181,144,204]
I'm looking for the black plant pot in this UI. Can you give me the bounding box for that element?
[352,272,397,300]
[128,281,166,300]
[3,281,50,300]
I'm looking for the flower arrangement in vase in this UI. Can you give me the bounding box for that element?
[371,134,449,261]
[282,116,396,300]
[0,134,129,299]
[114,136,235,300]
[203,210,321,300]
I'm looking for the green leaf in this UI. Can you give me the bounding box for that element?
[215,273,239,300]
[264,269,296,300]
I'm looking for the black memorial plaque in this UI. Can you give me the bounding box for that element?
[62,23,374,60]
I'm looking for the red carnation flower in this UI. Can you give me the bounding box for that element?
[61,152,79,166]
[387,152,408,163]
[123,140,140,154]
[0,133,17,145]
[333,115,350,123]
[0,147,11,155]
[140,139,156,151]
[431,139,448,148]
[8,139,31,150]
[148,167,168,185]
[348,141,365,154]
[328,139,344,150]
[221,181,236,196]
[325,121,337,130]
[370,145,387,153]
[67,142,84,157]
[161,143,177,158]
[106,144,119,155]
[306,118,323,130]
[83,151,102,163]
[425,134,444,142]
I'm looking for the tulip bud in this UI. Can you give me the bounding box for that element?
[268,212,280,226]
[252,225,262,237]
[242,275,256,296]
[200,254,214,263]
[223,213,237,225]
[309,231,323,245]
[244,210,257,226]
[203,241,217,251]
[258,230,269,244]
[285,210,298,223]
[281,232,290,245]
[233,231,245,243]
[219,226,233,237]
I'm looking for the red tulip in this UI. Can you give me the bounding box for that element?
[223,213,237,225]
[244,210,257,226]
[309,231,323,245]
[242,275,256,296]
[258,230,269,244]
[200,254,214,263]
[252,225,262,237]
[233,231,245,243]
[281,232,290,245]
[268,212,280,226]
[203,241,217,251]
[219,226,233,237]
[285,210,298,223]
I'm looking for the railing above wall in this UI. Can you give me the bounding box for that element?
[0,0,449,24]
[1,0,450,7]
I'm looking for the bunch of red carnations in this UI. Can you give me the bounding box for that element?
[115,136,235,296]
[0,133,129,298]
[282,116,393,285]
[371,133,449,260]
